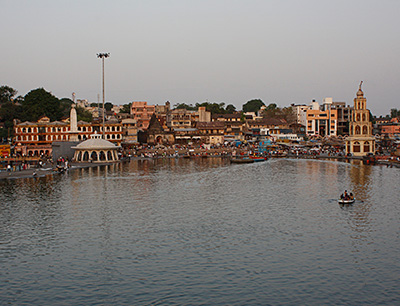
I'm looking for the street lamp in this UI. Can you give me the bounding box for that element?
[97,52,110,139]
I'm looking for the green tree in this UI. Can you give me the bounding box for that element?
[225,104,236,114]
[242,99,265,113]
[59,98,74,118]
[119,102,132,113]
[76,106,93,122]
[266,103,277,110]
[390,108,399,118]
[22,88,62,121]
[104,102,113,111]
[174,103,197,111]
[0,85,18,104]
[0,102,23,140]
[196,102,226,114]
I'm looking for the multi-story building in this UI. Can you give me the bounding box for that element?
[321,99,352,135]
[130,101,155,130]
[213,113,246,141]
[166,107,211,130]
[291,104,308,124]
[196,121,225,144]
[246,118,289,140]
[305,99,338,137]
[378,118,400,138]
[14,113,123,157]
[120,118,139,146]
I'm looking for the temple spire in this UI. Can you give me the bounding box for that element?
[357,81,364,97]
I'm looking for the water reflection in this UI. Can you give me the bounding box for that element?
[0,157,399,305]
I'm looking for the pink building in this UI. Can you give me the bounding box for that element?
[130,102,155,130]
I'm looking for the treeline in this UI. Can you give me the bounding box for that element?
[174,102,237,114]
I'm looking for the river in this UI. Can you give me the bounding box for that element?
[0,158,399,305]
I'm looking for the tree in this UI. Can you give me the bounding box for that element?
[0,102,23,139]
[119,102,132,114]
[22,88,62,122]
[104,102,113,112]
[242,99,265,113]
[195,102,226,114]
[76,106,93,122]
[174,103,197,111]
[226,104,236,114]
[390,108,399,118]
[0,85,17,104]
[59,98,74,118]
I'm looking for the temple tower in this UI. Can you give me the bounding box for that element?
[345,82,375,156]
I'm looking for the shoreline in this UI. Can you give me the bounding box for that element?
[1,154,398,180]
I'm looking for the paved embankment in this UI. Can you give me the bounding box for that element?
[1,153,399,180]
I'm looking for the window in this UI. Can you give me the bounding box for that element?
[353,141,360,152]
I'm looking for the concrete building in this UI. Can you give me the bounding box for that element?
[14,109,123,157]
[196,121,225,144]
[130,101,155,130]
[166,107,211,131]
[305,99,338,137]
[213,113,246,141]
[321,99,352,135]
[291,104,308,125]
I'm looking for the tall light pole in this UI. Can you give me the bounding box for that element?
[97,52,110,139]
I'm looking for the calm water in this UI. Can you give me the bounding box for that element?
[0,158,399,305]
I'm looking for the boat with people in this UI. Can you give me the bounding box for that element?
[338,190,355,204]
[338,198,355,204]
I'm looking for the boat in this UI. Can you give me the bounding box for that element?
[250,156,268,162]
[230,157,254,164]
[338,198,355,204]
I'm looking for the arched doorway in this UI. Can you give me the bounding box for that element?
[99,151,106,161]
[83,151,89,161]
[90,151,98,161]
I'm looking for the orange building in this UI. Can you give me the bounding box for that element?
[130,101,155,130]
[379,118,400,137]
[306,108,338,136]
[14,116,123,157]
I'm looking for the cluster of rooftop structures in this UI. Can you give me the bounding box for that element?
[6,84,400,161]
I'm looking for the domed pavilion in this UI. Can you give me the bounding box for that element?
[72,132,120,162]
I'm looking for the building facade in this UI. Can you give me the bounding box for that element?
[306,99,338,137]
[130,101,155,130]
[345,82,375,156]
[14,110,123,157]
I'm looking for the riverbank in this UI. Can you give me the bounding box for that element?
[1,152,399,180]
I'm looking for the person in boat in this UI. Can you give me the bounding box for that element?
[343,190,349,200]
[349,193,354,200]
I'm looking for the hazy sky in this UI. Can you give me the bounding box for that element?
[2,0,399,115]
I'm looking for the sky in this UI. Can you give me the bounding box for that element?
[1,0,399,116]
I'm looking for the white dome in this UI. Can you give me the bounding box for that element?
[73,133,120,150]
